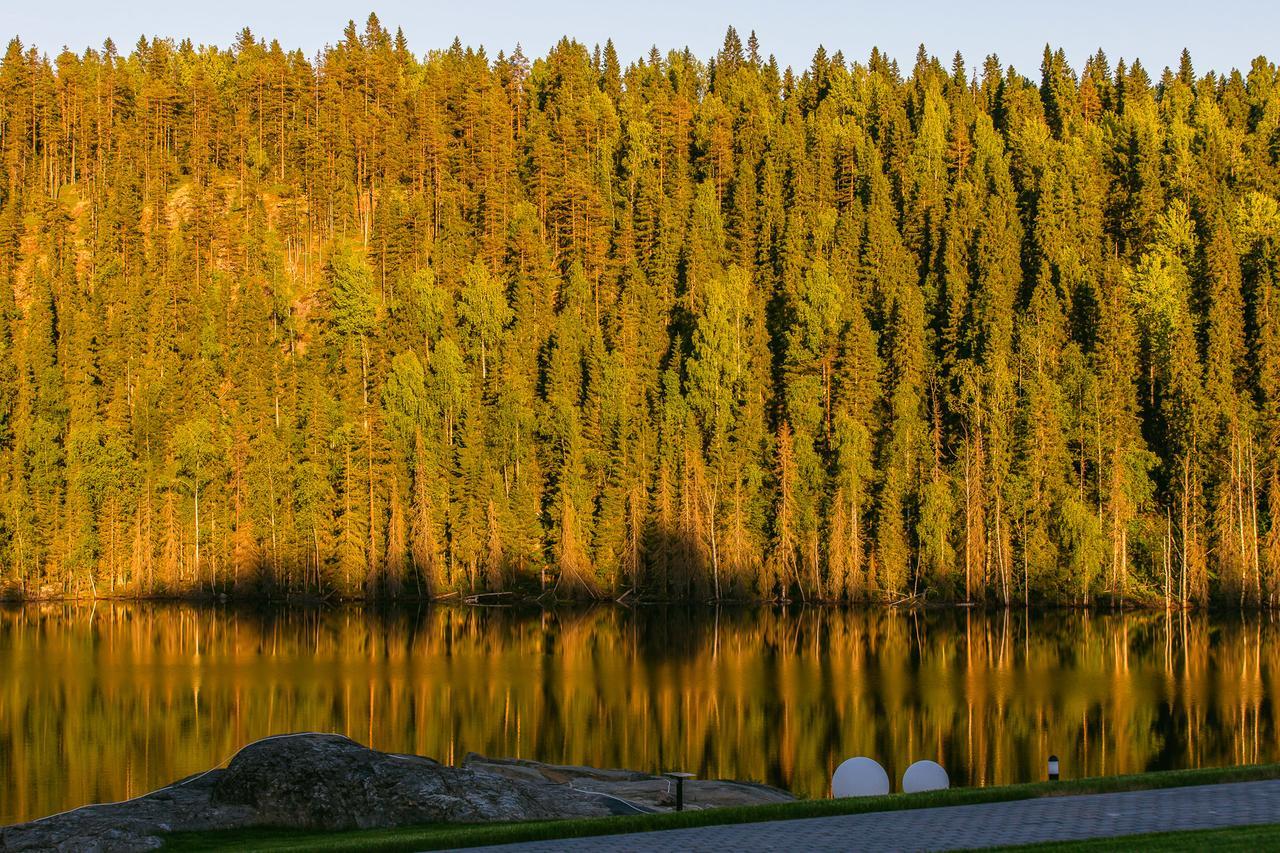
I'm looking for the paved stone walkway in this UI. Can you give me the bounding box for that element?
[468,779,1280,851]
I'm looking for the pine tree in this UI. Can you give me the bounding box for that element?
[0,28,1275,609]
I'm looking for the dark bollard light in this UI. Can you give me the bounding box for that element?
[664,771,696,811]
[1048,755,1060,782]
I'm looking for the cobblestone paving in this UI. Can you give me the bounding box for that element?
[467,779,1280,851]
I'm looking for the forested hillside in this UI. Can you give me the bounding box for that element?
[1,20,1278,604]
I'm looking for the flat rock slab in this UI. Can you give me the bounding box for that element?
[465,754,655,785]
[0,734,626,853]
[463,754,795,811]
[0,772,254,853]
[565,779,795,811]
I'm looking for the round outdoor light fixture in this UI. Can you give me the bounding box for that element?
[902,760,949,793]
[831,756,890,797]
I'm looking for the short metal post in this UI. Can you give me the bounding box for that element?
[1048,755,1059,782]
[664,771,696,812]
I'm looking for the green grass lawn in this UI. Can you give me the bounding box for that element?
[162,763,1280,852]
[994,822,1280,851]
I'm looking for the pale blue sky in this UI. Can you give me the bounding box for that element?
[7,0,1278,77]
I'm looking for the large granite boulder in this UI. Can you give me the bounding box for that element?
[211,733,622,828]
[0,734,629,853]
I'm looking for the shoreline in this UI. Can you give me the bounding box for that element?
[144,763,1280,852]
[0,589,1267,613]
[7,736,1280,852]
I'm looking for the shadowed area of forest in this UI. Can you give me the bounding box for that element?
[1,603,1275,824]
[1,22,1279,604]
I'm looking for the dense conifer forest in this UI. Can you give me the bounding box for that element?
[1,19,1279,605]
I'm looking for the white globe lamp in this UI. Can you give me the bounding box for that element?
[831,756,890,798]
[902,759,949,793]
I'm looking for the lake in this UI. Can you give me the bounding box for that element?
[0,603,1275,825]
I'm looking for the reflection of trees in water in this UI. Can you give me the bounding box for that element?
[0,604,1276,824]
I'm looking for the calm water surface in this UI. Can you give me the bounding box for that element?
[0,604,1274,825]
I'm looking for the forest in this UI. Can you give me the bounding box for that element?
[0,19,1278,605]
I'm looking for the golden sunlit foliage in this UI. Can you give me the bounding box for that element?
[1,22,1279,603]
